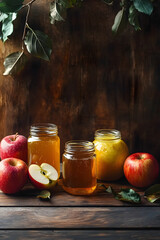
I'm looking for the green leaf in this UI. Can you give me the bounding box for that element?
[50,1,65,24]
[0,12,17,42]
[128,5,141,31]
[146,194,160,203]
[37,190,51,200]
[0,0,24,13]
[145,184,160,203]
[133,0,153,15]
[116,188,141,204]
[50,0,83,24]
[112,8,127,34]
[100,185,141,204]
[99,184,116,195]
[24,27,52,61]
[3,51,27,75]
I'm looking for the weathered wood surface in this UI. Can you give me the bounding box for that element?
[0,180,156,207]
[0,230,159,240]
[0,0,160,158]
[0,181,159,239]
[0,206,160,229]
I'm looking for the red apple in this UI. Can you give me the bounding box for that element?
[0,133,28,164]
[29,163,58,190]
[0,158,28,194]
[124,153,159,188]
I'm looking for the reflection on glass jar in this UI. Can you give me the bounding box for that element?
[62,140,97,195]
[28,123,60,177]
[93,129,129,181]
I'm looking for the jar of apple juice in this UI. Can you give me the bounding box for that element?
[28,123,60,177]
[62,141,97,195]
[93,129,129,181]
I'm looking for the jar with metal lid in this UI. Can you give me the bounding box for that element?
[62,140,97,195]
[93,129,129,181]
[28,123,60,177]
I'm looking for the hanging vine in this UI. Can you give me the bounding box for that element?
[0,0,158,75]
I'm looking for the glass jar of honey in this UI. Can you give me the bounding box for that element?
[62,140,97,195]
[93,129,129,181]
[28,123,60,177]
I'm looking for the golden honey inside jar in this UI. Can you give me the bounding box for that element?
[94,129,129,181]
[62,140,97,195]
[28,123,60,177]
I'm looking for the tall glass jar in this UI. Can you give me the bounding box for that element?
[93,129,129,181]
[62,140,97,195]
[28,123,60,177]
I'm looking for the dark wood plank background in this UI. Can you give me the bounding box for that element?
[0,0,160,159]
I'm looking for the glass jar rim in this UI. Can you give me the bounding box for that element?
[30,123,58,136]
[94,129,121,140]
[65,140,95,153]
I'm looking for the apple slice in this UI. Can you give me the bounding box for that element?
[29,163,58,190]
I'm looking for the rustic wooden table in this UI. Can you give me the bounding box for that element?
[0,178,159,240]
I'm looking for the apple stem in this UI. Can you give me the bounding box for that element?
[14,132,19,141]
[9,132,19,142]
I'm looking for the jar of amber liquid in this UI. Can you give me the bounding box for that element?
[28,123,60,177]
[62,141,97,195]
[94,129,129,181]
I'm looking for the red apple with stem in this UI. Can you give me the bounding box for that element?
[0,158,28,194]
[0,133,28,164]
[124,153,159,188]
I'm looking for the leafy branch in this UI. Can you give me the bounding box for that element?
[21,1,32,50]
[1,0,53,75]
[0,0,157,75]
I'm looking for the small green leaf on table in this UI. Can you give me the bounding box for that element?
[100,184,141,204]
[133,0,153,15]
[145,184,160,203]
[3,51,27,76]
[116,188,141,204]
[128,5,141,31]
[0,12,17,42]
[24,27,52,61]
[37,190,51,200]
[0,0,24,13]
[99,184,116,195]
